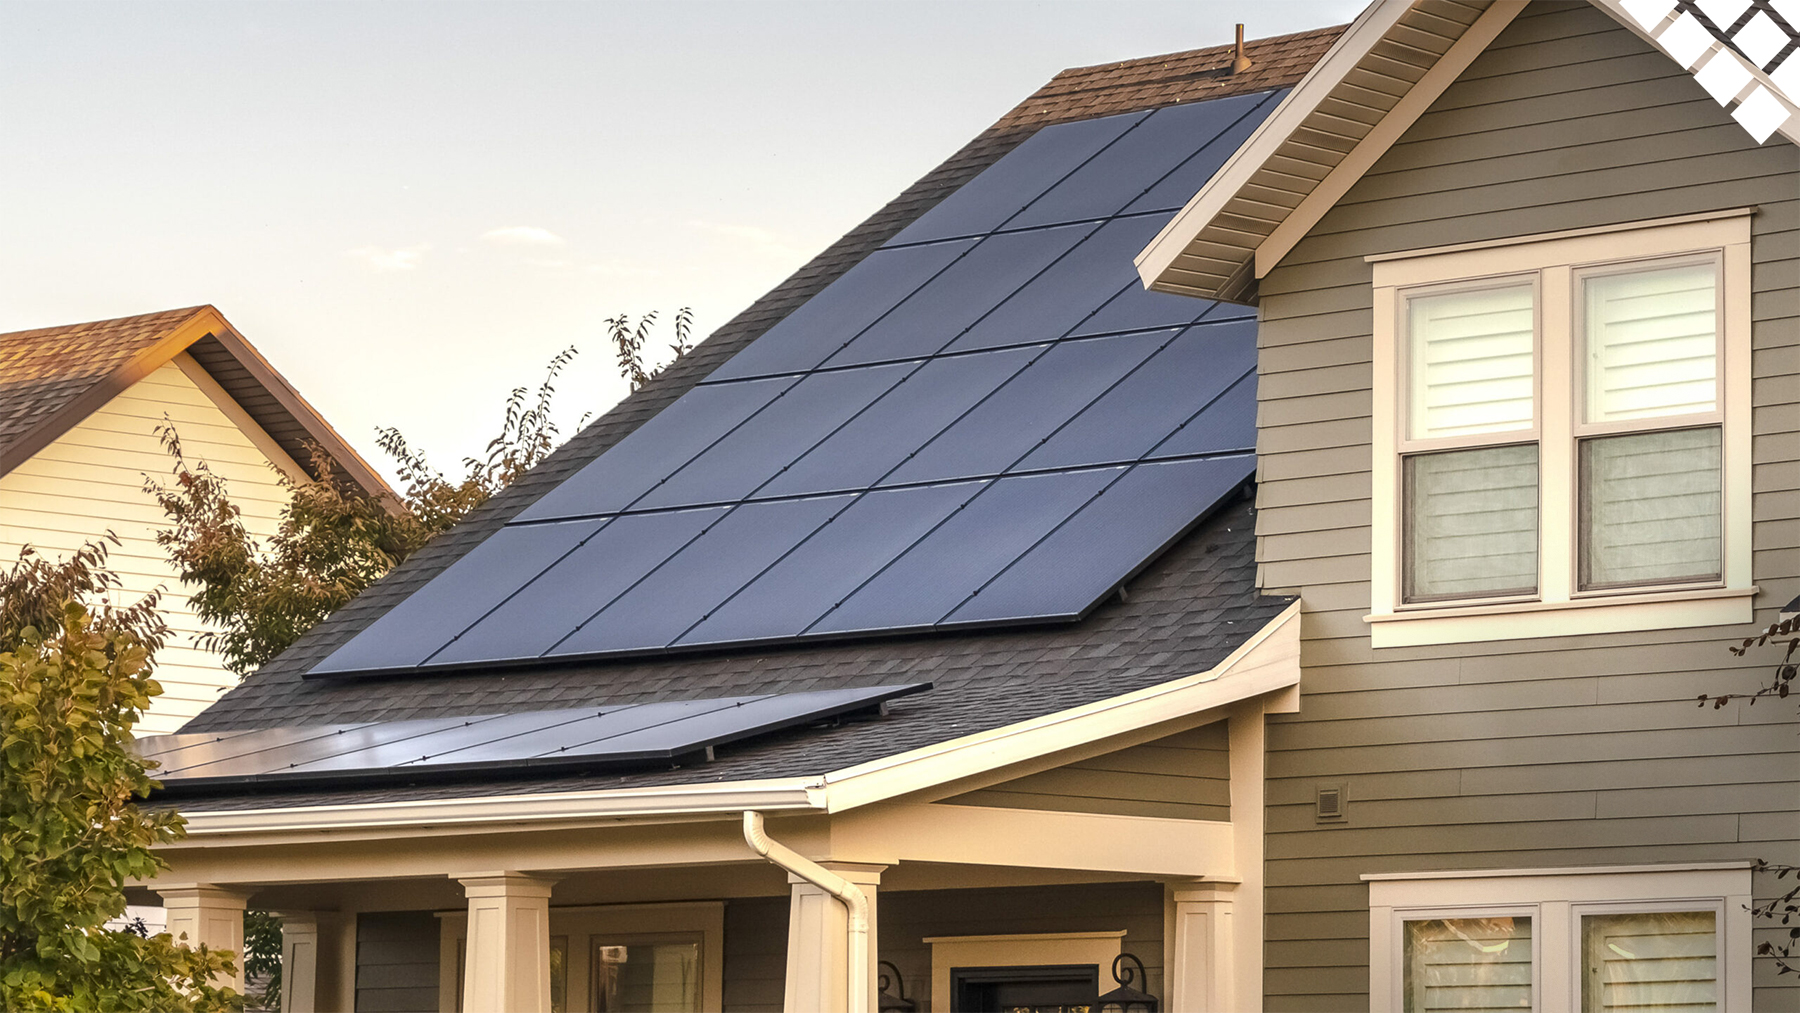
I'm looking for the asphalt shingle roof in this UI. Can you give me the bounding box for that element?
[169,27,1343,807]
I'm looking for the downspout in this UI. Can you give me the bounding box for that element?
[743,810,870,1013]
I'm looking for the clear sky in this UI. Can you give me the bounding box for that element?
[2,0,1360,487]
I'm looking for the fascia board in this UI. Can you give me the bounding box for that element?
[814,600,1303,813]
[175,778,827,837]
[1133,0,1412,292]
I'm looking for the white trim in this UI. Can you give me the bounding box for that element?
[923,931,1126,1013]
[1367,863,1753,1013]
[1367,216,1754,646]
[172,603,1302,838]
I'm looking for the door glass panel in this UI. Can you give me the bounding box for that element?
[1581,910,1717,1012]
[1403,916,1532,1012]
[551,935,568,1013]
[592,938,702,1012]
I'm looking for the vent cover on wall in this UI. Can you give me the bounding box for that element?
[1316,783,1347,822]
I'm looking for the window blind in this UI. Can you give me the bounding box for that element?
[1580,427,1721,589]
[1581,911,1717,1012]
[1404,917,1533,1012]
[1405,444,1539,601]
[1585,262,1717,422]
[1408,285,1535,440]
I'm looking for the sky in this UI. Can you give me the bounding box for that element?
[2,0,1360,488]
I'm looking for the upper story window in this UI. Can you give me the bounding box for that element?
[1366,211,1754,647]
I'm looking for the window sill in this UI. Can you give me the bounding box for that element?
[1364,585,1758,647]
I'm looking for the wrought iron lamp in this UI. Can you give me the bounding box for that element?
[877,959,916,1012]
[1097,953,1157,1013]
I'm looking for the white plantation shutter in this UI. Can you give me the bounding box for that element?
[1580,427,1722,589]
[1581,911,1717,1012]
[1408,285,1535,440]
[1404,444,1539,601]
[1404,917,1533,1012]
[1585,263,1718,422]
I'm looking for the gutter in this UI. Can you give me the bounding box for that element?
[743,811,869,1013]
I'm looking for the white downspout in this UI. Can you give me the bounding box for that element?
[743,810,870,1013]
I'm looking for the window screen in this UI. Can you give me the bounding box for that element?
[1580,910,1717,1012]
[1408,284,1535,441]
[1584,262,1717,423]
[1580,427,1722,589]
[1404,444,1539,601]
[1403,916,1533,1012]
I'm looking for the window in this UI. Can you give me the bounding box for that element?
[1367,211,1755,646]
[439,902,723,1013]
[1367,863,1751,1012]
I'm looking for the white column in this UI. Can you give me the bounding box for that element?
[158,883,250,992]
[456,873,557,1013]
[783,863,882,1013]
[277,911,348,1013]
[1166,879,1238,1012]
[1227,702,1268,1013]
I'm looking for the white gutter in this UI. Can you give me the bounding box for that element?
[743,810,869,1013]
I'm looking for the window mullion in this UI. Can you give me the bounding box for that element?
[1539,266,1574,604]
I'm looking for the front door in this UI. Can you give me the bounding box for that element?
[950,964,1098,1013]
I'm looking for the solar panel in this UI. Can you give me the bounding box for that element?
[140,684,930,792]
[883,110,1148,247]
[308,88,1284,678]
[706,239,977,382]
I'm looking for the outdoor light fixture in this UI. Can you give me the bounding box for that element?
[877,959,916,1012]
[1096,953,1157,1013]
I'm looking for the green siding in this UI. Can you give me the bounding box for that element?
[1251,3,1800,1010]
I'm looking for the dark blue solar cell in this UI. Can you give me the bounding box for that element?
[1125,90,1285,214]
[676,481,984,647]
[1019,318,1258,471]
[943,455,1255,626]
[1065,266,1217,339]
[514,377,797,523]
[512,699,746,758]
[883,110,1148,247]
[150,724,368,776]
[808,467,1120,635]
[426,507,727,667]
[1004,93,1274,231]
[758,346,1037,499]
[707,239,977,381]
[636,363,911,509]
[1151,369,1257,459]
[822,222,1098,368]
[278,714,527,773]
[944,214,1176,354]
[880,330,1167,486]
[307,519,606,676]
[549,495,853,657]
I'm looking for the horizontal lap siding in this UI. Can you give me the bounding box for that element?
[723,897,788,1013]
[355,912,440,1013]
[0,359,298,734]
[1251,5,1800,1010]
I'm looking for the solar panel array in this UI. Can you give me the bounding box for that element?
[310,89,1285,679]
[139,684,927,792]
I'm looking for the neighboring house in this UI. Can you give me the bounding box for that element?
[0,306,391,734]
[128,5,1795,1013]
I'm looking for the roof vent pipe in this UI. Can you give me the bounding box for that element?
[1231,24,1253,74]
[744,810,871,1013]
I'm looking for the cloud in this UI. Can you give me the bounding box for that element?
[688,220,810,262]
[343,243,430,272]
[482,225,566,247]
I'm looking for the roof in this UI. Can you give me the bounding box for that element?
[0,305,391,498]
[166,27,1339,807]
[1136,0,1800,302]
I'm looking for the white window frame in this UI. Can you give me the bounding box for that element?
[1366,863,1752,1013]
[436,901,725,1013]
[1365,210,1756,647]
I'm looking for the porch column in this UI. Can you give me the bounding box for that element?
[157,883,250,992]
[277,911,348,1013]
[784,863,883,1013]
[456,872,558,1013]
[1228,701,1268,1011]
[1166,879,1238,1012]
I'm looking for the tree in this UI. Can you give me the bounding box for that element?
[146,312,692,677]
[0,539,239,1011]
[1703,613,1800,976]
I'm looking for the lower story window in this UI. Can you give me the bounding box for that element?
[1368,864,1749,1012]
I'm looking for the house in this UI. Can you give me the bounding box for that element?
[128,3,1796,1011]
[0,306,392,735]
